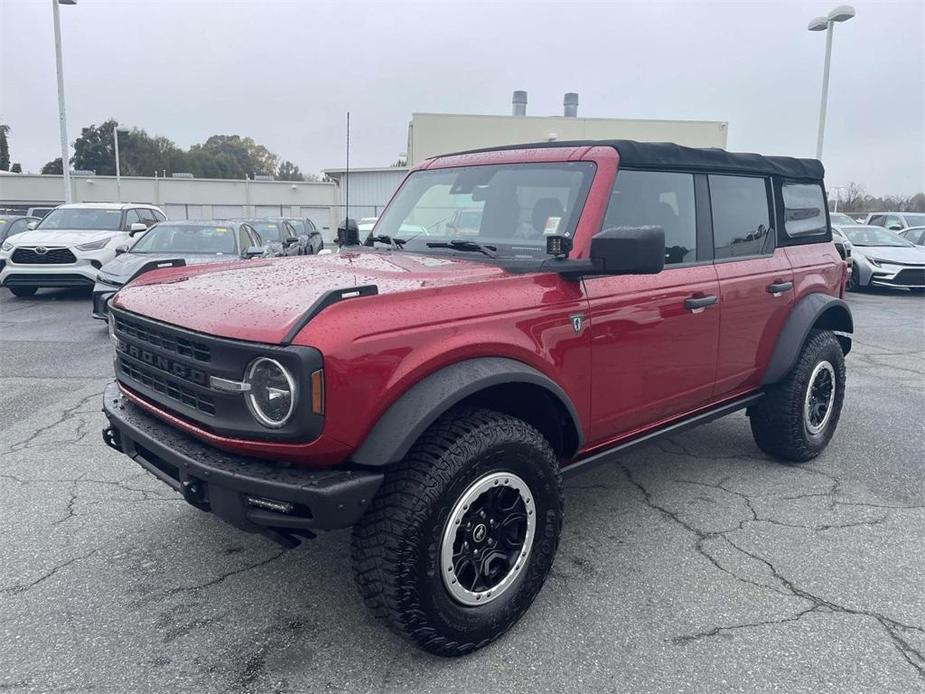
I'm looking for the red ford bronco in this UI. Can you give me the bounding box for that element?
[101,140,852,655]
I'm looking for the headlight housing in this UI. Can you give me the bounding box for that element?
[867,257,882,268]
[244,357,297,428]
[76,237,113,252]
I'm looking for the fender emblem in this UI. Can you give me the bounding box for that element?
[570,314,584,333]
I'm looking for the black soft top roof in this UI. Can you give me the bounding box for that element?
[448,139,824,181]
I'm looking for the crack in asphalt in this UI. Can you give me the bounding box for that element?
[619,463,925,679]
[1,550,98,595]
[2,391,102,454]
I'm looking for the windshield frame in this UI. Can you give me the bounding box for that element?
[373,161,597,261]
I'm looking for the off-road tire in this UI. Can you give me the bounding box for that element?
[749,329,845,463]
[351,407,563,656]
[8,286,37,297]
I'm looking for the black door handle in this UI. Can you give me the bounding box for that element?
[767,281,793,294]
[684,295,718,311]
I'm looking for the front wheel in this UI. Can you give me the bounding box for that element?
[8,286,37,297]
[351,408,563,656]
[749,329,846,462]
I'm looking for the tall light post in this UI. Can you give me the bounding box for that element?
[808,5,856,160]
[52,0,77,203]
[114,126,129,201]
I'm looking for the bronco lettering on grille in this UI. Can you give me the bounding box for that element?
[120,342,209,387]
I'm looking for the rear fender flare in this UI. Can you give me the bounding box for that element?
[762,293,853,385]
[351,357,582,466]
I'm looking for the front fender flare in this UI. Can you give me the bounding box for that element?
[351,357,582,466]
[762,293,853,385]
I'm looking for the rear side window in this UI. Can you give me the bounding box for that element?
[603,170,697,265]
[782,183,827,238]
[709,175,773,259]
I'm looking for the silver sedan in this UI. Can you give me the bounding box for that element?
[836,225,925,293]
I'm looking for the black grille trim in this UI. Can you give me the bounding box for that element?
[11,247,76,264]
[115,314,211,362]
[118,357,216,415]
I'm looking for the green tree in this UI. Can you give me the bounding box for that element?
[42,158,63,174]
[189,135,279,179]
[0,124,10,171]
[277,160,304,181]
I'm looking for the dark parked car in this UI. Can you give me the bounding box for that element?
[244,218,320,256]
[92,220,265,319]
[102,140,851,656]
[286,217,324,254]
[0,215,40,243]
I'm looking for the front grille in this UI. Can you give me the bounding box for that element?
[893,268,925,286]
[118,357,216,415]
[115,314,211,362]
[11,247,76,264]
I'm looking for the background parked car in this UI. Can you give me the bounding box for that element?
[92,220,264,319]
[0,215,40,244]
[898,226,925,246]
[244,218,312,256]
[0,202,166,297]
[831,224,853,263]
[829,212,856,226]
[836,224,925,292]
[865,212,925,231]
[284,217,324,254]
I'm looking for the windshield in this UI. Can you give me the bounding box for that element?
[902,213,925,226]
[829,213,855,225]
[249,221,285,242]
[38,207,123,231]
[842,226,915,247]
[375,162,595,259]
[129,224,238,254]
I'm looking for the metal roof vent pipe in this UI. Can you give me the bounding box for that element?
[563,92,579,117]
[512,90,528,116]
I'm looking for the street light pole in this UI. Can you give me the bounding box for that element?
[51,0,76,203]
[808,5,856,160]
[114,126,129,202]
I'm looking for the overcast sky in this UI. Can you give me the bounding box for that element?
[1,0,922,194]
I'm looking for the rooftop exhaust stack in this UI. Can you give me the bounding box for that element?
[563,92,579,118]
[512,90,527,116]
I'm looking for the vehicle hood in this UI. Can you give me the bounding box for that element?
[98,252,239,284]
[112,249,509,343]
[6,228,121,247]
[853,245,925,264]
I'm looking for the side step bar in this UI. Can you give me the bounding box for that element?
[562,392,765,478]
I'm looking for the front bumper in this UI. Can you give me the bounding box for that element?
[91,281,120,320]
[102,381,383,540]
[869,265,925,289]
[0,248,114,288]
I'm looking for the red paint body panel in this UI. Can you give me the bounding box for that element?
[111,145,844,469]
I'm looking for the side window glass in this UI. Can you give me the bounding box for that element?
[602,170,697,265]
[885,216,903,230]
[868,215,885,227]
[153,210,166,222]
[782,182,827,238]
[123,209,141,229]
[290,220,306,236]
[709,175,773,259]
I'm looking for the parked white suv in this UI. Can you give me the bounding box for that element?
[0,203,166,297]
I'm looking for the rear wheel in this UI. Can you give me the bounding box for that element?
[351,408,563,656]
[8,286,37,297]
[749,329,846,462]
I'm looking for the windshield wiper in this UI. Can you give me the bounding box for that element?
[426,240,498,258]
[369,234,405,250]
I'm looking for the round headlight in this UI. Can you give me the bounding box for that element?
[245,358,297,428]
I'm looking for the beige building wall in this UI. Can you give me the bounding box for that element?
[407,113,729,164]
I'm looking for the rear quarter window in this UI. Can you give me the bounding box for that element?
[782,183,828,239]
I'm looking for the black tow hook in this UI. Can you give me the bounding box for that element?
[181,479,209,511]
[102,427,122,453]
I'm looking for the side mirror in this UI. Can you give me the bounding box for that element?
[128,223,148,236]
[243,246,264,258]
[888,224,903,231]
[27,221,38,230]
[284,237,300,247]
[337,218,360,246]
[115,244,129,256]
[590,226,665,275]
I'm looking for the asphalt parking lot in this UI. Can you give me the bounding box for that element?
[1,287,923,693]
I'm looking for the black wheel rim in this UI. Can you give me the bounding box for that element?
[804,361,836,434]
[441,472,535,605]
